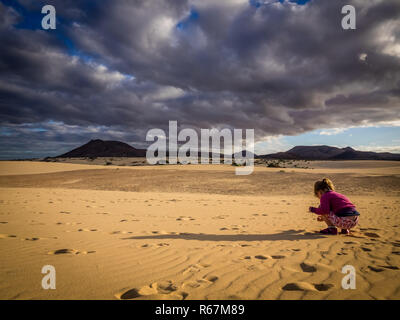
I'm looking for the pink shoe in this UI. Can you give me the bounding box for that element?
[320,227,338,235]
[340,229,350,235]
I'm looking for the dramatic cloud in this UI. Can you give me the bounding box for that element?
[0,0,399,157]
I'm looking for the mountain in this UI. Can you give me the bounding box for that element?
[232,150,257,159]
[56,141,400,160]
[56,139,146,158]
[258,145,400,161]
[330,149,400,161]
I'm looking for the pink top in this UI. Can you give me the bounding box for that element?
[310,191,356,215]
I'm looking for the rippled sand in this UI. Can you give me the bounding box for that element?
[0,161,399,299]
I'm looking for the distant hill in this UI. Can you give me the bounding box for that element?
[258,145,400,161]
[57,139,146,158]
[56,141,400,161]
[232,150,257,159]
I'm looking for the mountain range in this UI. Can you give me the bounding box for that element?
[55,140,400,161]
[258,145,400,161]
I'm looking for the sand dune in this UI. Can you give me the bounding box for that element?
[0,161,107,176]
[0,161,399,299]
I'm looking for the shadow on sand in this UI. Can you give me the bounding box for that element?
[122,229,326,242]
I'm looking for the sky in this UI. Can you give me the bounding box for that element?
[0,0,399,159]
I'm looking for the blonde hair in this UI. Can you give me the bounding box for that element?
[314,178,335,197]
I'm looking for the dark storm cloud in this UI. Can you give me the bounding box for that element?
[0,0,400,158]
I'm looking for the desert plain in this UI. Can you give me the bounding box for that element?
[0,160,400,300]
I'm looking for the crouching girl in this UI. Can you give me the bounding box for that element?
[309,178,360,235]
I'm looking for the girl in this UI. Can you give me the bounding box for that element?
[309,178,360,235]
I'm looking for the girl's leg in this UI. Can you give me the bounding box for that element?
[321,215,335,227]
[340,229,350,235]
[319,214,338,235]
[340,216,358,234]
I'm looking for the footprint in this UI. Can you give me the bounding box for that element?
[48,249,95,255]
[282,282,316,291]
[0,234,17,239]
[116,281,186,300]
[282,282,333,292]
[151,230,168,235]
[23,237,40,241]
[157,280,178,294]
[176,216,195,221]
[314,283,334,291]
[117,288,141,299]
[203,275,219,283]
[212,215,229,220]
[300,262,317,273]
[379,265,399,270]
[368,266,384,272]
[183,263,209,274]
[271,255,285,259]
[364,232,380,238]
[48,249,79,255]
[182,281,201,289]
[157,243,170,247]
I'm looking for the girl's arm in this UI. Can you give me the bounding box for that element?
[309,195,330,215]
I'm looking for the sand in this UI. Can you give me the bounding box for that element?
[0,161,400,300]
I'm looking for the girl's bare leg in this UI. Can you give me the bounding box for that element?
[321,215,335,227]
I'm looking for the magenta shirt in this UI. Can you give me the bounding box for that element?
[311,191,356,215]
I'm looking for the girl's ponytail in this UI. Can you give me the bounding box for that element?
[314,178,335,196]
[322,178,335,191]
